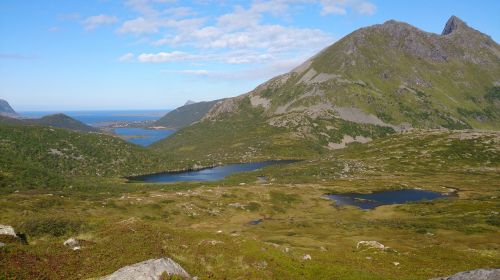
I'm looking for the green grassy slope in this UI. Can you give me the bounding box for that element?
[32,114,99,133]
[0,130,498,279]
[0,124,178,193]
[152,97,394,164]
[153,100,221,129]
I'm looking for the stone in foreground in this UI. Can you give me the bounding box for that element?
[0,225,17,237]
[63,237,81,250]
[430,268,500,280]
[101,258,190,280]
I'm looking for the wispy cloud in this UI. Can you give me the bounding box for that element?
[118,52,135,62]
[137,51,192,63]
[48,26,60,33]
[161,56,309,81]
[320,0,377,16]
[82,14,119,30]
[0,53,39,60]
[83,0,375,80]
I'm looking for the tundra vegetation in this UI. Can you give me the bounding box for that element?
[1,16,499,279]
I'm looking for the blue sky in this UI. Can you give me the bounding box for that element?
[1,0,499,111]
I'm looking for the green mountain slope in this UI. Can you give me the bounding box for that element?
[0,124,174,192]
[153,100,221,129]
[32,113,99,133]
[154,16,500,162]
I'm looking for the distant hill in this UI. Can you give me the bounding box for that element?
[0,123,178,192]
[32,113,99,133]
[184,100,196,106]
[0,99,18,117]
[153,16,500,163]
[153,100,222,129]
[0,113,99,133]
[0,115,26,125]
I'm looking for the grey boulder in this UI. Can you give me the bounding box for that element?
[0,225,17,237]
[101,258,190,280]
[430,268,500,280]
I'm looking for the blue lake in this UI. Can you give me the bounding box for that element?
[114,128,175,146]
[130,160,297,183]
[327,189,451,209]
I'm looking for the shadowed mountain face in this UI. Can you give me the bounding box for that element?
[153,16,500,161]
[153,100,221,129]
[0,99,18,117]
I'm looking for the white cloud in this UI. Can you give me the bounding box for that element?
[163,56,308,81]
[48,26,60,33]
[118,53,135,62]
[356,1,376,15]
[115,0,374,82]
[137,51,191,63]
[82,14,119,30]
[163,6,195,18]
[118,17,162,33]
[320,0,376,16]
[162,69,210,75]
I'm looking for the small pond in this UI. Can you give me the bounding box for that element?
[130,160,297,183]
[114,128,175,146]
[326,189,452,210]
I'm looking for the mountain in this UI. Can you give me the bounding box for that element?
[153,100,222,129]
[0,113,99,133]
[0,123,176,192]
[0,99,18,117]
[31,113,99,133]
[184,100,196,106]
[153,16,500,162]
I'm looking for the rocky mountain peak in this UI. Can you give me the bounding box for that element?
[441,15,467,35]
[184,100,196,106]
[0,98,18,117]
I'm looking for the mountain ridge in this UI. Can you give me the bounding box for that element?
[154,99,223,129]
[0,99,18,118]
[153,16,500,162]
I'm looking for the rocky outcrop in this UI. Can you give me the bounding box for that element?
[327,135,372,150]
[356,241,386,250]
[0,225,17,237]
[101,258,190,280]
[442,16,465,35]
[430,268,500,280]
[63,237,81,250]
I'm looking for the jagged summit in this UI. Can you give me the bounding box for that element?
[442,15,467,35]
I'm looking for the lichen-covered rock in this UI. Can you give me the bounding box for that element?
[302,254,312,260]
[430,268,500,280]
[101,258,190,280]
[0,225,17,237]
[356,241,386,250]
[63,237,81,250]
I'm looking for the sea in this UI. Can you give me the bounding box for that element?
[18,110,174,146]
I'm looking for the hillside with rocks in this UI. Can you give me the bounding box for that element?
[153,16,500,163]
